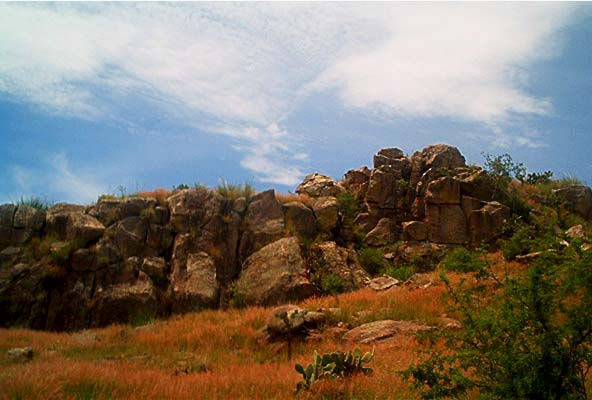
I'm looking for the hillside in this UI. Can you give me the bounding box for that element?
[2,144,592,398]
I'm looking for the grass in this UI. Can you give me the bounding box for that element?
[15,196,53,211]
[215,180,256,201]
[0,278,451,400]
[275,192,316,208]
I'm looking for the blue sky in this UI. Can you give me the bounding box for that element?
[1,2,591,204]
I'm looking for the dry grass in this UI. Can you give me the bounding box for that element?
[276,192,316,208]
[133,188,171,207]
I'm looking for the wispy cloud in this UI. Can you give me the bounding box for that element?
[0,3,577,185]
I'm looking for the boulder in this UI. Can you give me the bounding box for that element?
[459,169,494,201]
[0,204,17,248]
[238,190,286,263]
[368,276,400,291]
[364,218,399,247]
[553,186,592,220]
[6,347,33,363]
[46,273,95,331]
[312,196,339,233]
[66,213,105,246]
[236,237,317,306]
[283,201,317,238]
[373,148,405,168]
[402,220,427,241]
[105,217,151,258]
[343,320,434,343]
[90,272,160,327]
[167,188,218,233]
[296,173,344,198]
[309,241,369,291]
[141,256,168,281]
[410,144,466,188]
[425,176,461,205]
[426,204,468,244]
[170,251,219,312]
[399,242,445,272]
[468,201,510,246]
[11,205,45,244]
[365,166,407,209]
[265,305,308,336]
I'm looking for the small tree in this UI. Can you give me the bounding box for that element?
[402,247,592,399]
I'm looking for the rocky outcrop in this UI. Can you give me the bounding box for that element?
[553,186,592,220]
[312,196,339,233]
[283,201,316,238]
[308,241,369,291]
[296,173,344,198]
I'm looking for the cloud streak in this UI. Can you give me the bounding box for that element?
[0,3,577,186]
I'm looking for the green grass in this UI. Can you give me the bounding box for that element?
[215,180,255,201]
[358,247,387,275]
[15,196,53,211]
[440,247,485,273]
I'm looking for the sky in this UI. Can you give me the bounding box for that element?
[1,2,592,204]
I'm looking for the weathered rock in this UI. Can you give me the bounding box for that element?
[296,173,344,198]
[410,144,466,189]
[283,201,317,238]
[399,243,445,272]
[0,246,21,262]
[459,169,494,201]
[266,305,307,336]
[425,176,461,205]
[71,248,96,271]
[312,196,339,233]
[6,347,33,363]
[353,212,379,234]
[365,218,399,247]
[66,213,105,246]
[170,251,219,312]
[426,204,468,244]
[105,217,151,258]
[566,224,587,240]
[343,167,371,200]
[233,197,247,214]
[368,276,400,291]
[236,237,317,306]
[343,320,434,343]
[366,165,408,209]
[238,190,285,264]
[553,186,592,220]
[90,272,160,327]
[468,201,510,246]
[402,220,427,241]
[141,256,168,282]
[11,206,45,244]
[167,188,217,233]
[309,241,370,291]
[373,148,406,169]
[0,204,17,248]
[46,273,95,331]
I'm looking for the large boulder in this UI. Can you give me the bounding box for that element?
[364,218,399,247]
[90,272,160,327]
[236,237,317,306]
[167,188,218,233]
[309,241,369,291]
[553,185,592,220]
[402,220,427,241]
[90,197,157,226]
[105,217,151,259]
[11,205,45,245]
[312,196,339,233]
[365,165,409,209]
[343,167,371,200]
[238,190,286,263]
[296,173,344,198]
[426,204,468,244]
[170,250,219,313]
[468,201,510,246]
[66,213,105,247]
[425,176,461,205]
[283,201,317,238]
[410,144,466,189]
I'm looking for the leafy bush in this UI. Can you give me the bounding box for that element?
[16,196,52,211]
[337,191,360,227]
[382,265,414,281]
[320,274,345,295]
[402,250,592,399]
[358,247,387,275]
[215,180,255,201]
[524,170,553,185]
[296,347,375,393]
[502,225,532,260]
[441,247,485,273]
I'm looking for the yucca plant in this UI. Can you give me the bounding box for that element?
[295,347,375,393]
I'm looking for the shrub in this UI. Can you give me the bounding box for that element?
[320,274,345,295]
[358,247,387,275]
[402,250,592,400]
[216,180,255,201]
[16,196,52,211]
[502,224,532,260]
[440,247,485,273]
[382,265,414,282]
[337,191,360,227]
[295,347,375,393]
[524,170,553,185]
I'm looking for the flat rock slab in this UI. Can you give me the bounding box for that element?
[368,276,400,291]
[6,347,33,363]
[343,320,434,343]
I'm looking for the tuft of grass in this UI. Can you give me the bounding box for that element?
[15,196,53,211]
[337,191,360,227]
[358,247,387,275]
[382,265,415,281]
[133,189,171,206]
[215,180,255,201]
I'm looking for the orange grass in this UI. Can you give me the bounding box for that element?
[133,188,171,207]
[0,279,451,399]
[275,192,316,208]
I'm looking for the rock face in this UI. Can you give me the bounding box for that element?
[1,143,589,332]
[236,237,317,306]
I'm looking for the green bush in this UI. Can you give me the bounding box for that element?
[402,250,592,399]
[337,191,360,227]
[358,247,387,275]
[320,274,345,295]
[296,347,375,393]
[382,265,414,281]
[502,225,532,260]
[441,247,485,273]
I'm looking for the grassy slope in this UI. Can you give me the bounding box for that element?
[0,268,459,400]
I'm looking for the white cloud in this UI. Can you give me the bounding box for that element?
[7,154,107,204]
[0,3,577,185]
